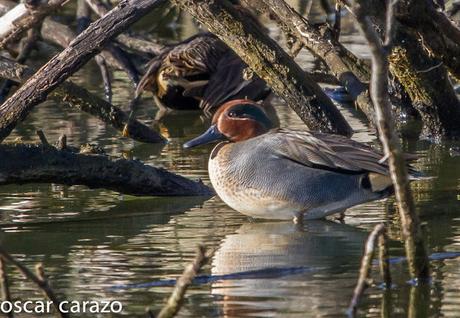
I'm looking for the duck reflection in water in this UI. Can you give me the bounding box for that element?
[211,220,368,317]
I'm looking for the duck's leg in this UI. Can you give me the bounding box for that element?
[333,211,346,224]
[293,212,304,224]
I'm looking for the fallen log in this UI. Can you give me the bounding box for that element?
[171,0,352,136]
[0,56,165,143]
[395,0,460,81]
[0,142,213,196]
[0,0,167,143]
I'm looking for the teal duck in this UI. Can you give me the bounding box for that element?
[184,99,421,220]
[136,33,270,113]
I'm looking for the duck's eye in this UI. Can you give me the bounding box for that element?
[228,111,237,117]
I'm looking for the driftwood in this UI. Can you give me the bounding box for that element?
[171,0,352,136]
[0,56,165,143]
[246,0,375,125]
[0,0,167,143]
[351,0,430,280]
[0,142,212,196]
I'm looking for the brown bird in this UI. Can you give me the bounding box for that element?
[135,33,270,114]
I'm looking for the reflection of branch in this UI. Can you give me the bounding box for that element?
[0,246,68,318]
[152,245,211,318]
[347,223,386,317]
[0,257,13,318]
[378,230,391,288]
[349,0,430,281]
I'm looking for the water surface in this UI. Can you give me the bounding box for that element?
[1,2,460,317]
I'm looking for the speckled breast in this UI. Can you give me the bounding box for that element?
[208,142,302,220]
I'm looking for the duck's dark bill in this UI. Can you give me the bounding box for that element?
[183,125,225,149]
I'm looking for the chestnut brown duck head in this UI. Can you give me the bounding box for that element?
[183,99,272,147]
[136,34,270,114]
[184,99,423,221]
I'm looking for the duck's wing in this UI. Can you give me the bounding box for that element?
[135,33,227,97]
[271,129,390,175]
[198,52,270,113]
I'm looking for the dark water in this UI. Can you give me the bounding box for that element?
[1,1,460,317]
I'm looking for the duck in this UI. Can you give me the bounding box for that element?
[135,33,270,114]
[183,99,421,221]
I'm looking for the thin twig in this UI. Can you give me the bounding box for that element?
[151,245,211,318]
[348,0,430,281]
[347,223,386,317]
[378,229,392,288]
[333,0,342,41]
[36,130,50,146]
[0,257,13,318]
[0,246,68,318]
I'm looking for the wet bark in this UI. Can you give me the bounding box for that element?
[395,0,460,81]
[245,0,375,125]
[0,56,165,143]
[0,0,167,143]
[0,143,213,196]
[171,0,352,136]
[389,30,460,139]
[360,0,460,139]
